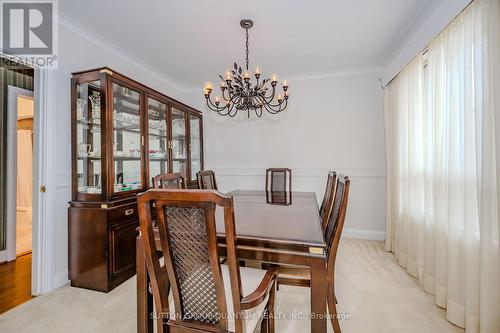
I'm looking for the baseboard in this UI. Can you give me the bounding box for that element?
[0,250,6,263]
[54,271,69,289]
[342,228,385,241]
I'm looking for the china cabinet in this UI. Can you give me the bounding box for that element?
[68,67,203,292]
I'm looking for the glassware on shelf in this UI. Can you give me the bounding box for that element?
[112,82,142,192]
[76,80,102,195]
[148,97,168,185]
[89,94,101,120]
[76,98,87,120]
[78,143,92,157]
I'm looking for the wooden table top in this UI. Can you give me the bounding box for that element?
[216,190,324,248]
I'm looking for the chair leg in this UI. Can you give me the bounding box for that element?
[268,280,276,333]
[327,288,341,333]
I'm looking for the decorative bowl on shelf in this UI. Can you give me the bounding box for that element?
[88,151,100,158]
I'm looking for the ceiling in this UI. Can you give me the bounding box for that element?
[60,0,434,90]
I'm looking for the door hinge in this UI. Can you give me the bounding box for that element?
[40,185,46,193]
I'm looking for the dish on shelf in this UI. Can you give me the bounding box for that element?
[78,186,101,194]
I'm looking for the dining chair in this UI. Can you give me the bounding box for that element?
[197,170,218,190]
[275,171,336,288]
[319,171,337,231]
[265,168,292,193]
[152,173,186,189]
[276,175,350,333]
[137,189,277,333]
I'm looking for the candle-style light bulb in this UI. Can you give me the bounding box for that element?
[277,94,283,102]
[204,81,213,92]
[255,66,261,78]
[224,70,233,81]
[220,81,227,90]
[214,96,220,105]
[282,80,289,88]
[243,70,251,80]
[271,73,278,83]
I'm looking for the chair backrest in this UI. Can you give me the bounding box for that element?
[319,171,337,231]
[137,189,245,332]
[152,173,186,189]
[325,175,350,265]
[265,168,292,193]
[197,170,218,190]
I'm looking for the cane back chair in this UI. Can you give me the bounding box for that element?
[137,189,277,333]
[265,168,291,193]
[197,170,218,190]
[152,173,186,189]
[276,175,350,333]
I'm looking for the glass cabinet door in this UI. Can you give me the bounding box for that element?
[112,82,142,193]
[189,114,202,182]
[147,97,168,186]
[171,108,187,176]
[76,80,102,194]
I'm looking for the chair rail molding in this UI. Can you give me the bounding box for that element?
[211,167,386,178]
[210,166,387,241]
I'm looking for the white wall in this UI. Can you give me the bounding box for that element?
[184,70,387,241]
[51,17,188,288]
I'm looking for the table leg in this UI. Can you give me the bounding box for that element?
[137,235,153,333]
[310,255,327,333]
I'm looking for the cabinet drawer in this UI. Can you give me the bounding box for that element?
[107,203,138,223]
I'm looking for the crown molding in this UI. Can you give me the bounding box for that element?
[58,13,191,92]
[381,0,443,66]
[183,66,384,92]
[278,66,384,82]
[382,0,472,85]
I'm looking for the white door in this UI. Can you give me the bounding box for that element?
[5,86,34,262]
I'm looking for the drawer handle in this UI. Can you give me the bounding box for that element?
[124,208,134,216]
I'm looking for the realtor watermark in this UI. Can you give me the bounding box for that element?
[0,0,58,68]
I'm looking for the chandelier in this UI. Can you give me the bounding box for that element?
[203,19,289,117]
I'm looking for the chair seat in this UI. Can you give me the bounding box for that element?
[168,264,269,333]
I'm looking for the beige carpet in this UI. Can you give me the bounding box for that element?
[0,239,463,333]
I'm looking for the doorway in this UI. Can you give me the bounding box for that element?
[7,89,35,258]
[0,65,35,313]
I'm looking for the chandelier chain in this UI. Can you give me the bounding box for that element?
[245,28,249,70]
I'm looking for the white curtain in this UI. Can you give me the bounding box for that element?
[16,129,32,210]
[385,0,500,331]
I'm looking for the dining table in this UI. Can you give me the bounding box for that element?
[136,190,328,333]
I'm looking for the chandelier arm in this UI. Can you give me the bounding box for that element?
[255,107,263,117]
[229,102,239,117]
[262,102,280,114]
[254,93,280,109]
[205,98,221,113]
[221,88,231,102]
[206,96,228,112]
[262,97,288,114]
[261,84,277,102]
